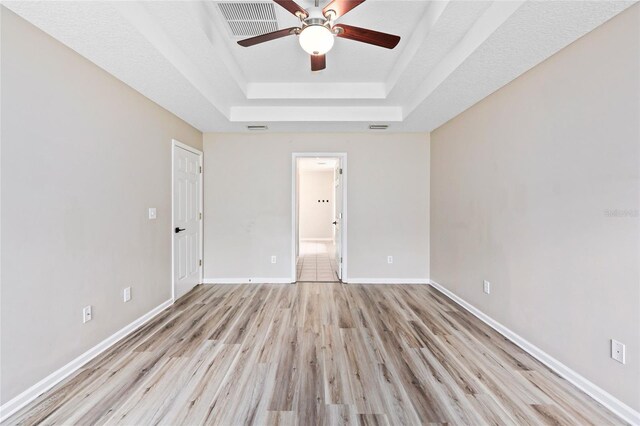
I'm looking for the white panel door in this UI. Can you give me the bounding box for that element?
[334,160,343,280]
[173,146,201,299]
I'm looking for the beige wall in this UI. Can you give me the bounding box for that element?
[203,133,430,282]
[431,4,639,411]
[0,8,202,404]
[299,169,335,240]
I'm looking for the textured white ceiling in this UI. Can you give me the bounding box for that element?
[4,0,637,133]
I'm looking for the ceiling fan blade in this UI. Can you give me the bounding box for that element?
[335,24,400,49]
[274,0,308,19]
[237,27,299,47]
[323,0,366,20]
[311,54,326,71]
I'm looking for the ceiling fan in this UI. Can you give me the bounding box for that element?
[237,0,401,71]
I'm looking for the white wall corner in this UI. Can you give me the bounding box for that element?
[428,280,640,426]
[0,299,174,423]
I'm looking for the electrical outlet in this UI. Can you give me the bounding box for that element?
[83,306,92,323]
[148,208,157,220]
[611,339,626,364]
[271,255,277,264]
[387,256,393,264]
[483,280,491,294]
[123,287,131,302]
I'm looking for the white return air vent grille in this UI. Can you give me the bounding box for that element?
[218,2,279,37]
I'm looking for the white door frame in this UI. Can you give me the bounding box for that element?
[291,152,348,283]
[171,139,204,302]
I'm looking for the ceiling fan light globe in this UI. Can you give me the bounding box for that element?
[299,25,334,55]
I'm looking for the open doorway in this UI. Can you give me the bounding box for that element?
[292,153,347,283]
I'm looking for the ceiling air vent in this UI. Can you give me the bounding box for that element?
[369,124,389,130]
[218,2,279,38]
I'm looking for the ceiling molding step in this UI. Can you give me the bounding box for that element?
[229,106,403,122]
[384,0,450,96]
[113,1,233,119]
[403,0,526,117]
[246,82,387,100]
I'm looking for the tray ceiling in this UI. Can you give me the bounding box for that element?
[3,0,636,132]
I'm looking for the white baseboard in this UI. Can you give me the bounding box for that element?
[0,299,174,423]
[346,278,430,284]
[429,280,640,426]
[203,278,429,285]
[202,278,293,284]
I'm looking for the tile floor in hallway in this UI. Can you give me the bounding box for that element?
[297,240,339,282]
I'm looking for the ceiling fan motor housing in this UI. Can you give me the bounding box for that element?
[303,7,328,25]
[303,7,331,28]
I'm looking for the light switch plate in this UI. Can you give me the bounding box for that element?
[483,280,491,294]
[123,287,131,302]
[148,208,157,220]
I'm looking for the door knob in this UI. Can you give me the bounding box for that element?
[332,221,337,225]
[175,227,186,233]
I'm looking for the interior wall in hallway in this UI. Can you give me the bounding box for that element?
[0,8,203,405]
[299,169,335,240]
[430,4,639,411]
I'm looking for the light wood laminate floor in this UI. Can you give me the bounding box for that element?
[5,283,625,425]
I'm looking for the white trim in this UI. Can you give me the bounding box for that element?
[172,139,202,156]
[171,139,204,301]
[246,82,386,100]
[346,278,430,285]
[429,280,640,426]
[230,106,402,122]
[292,153,348,283]
[202,278,293,284]
[300,238,334,242]
[0,299,173,423]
